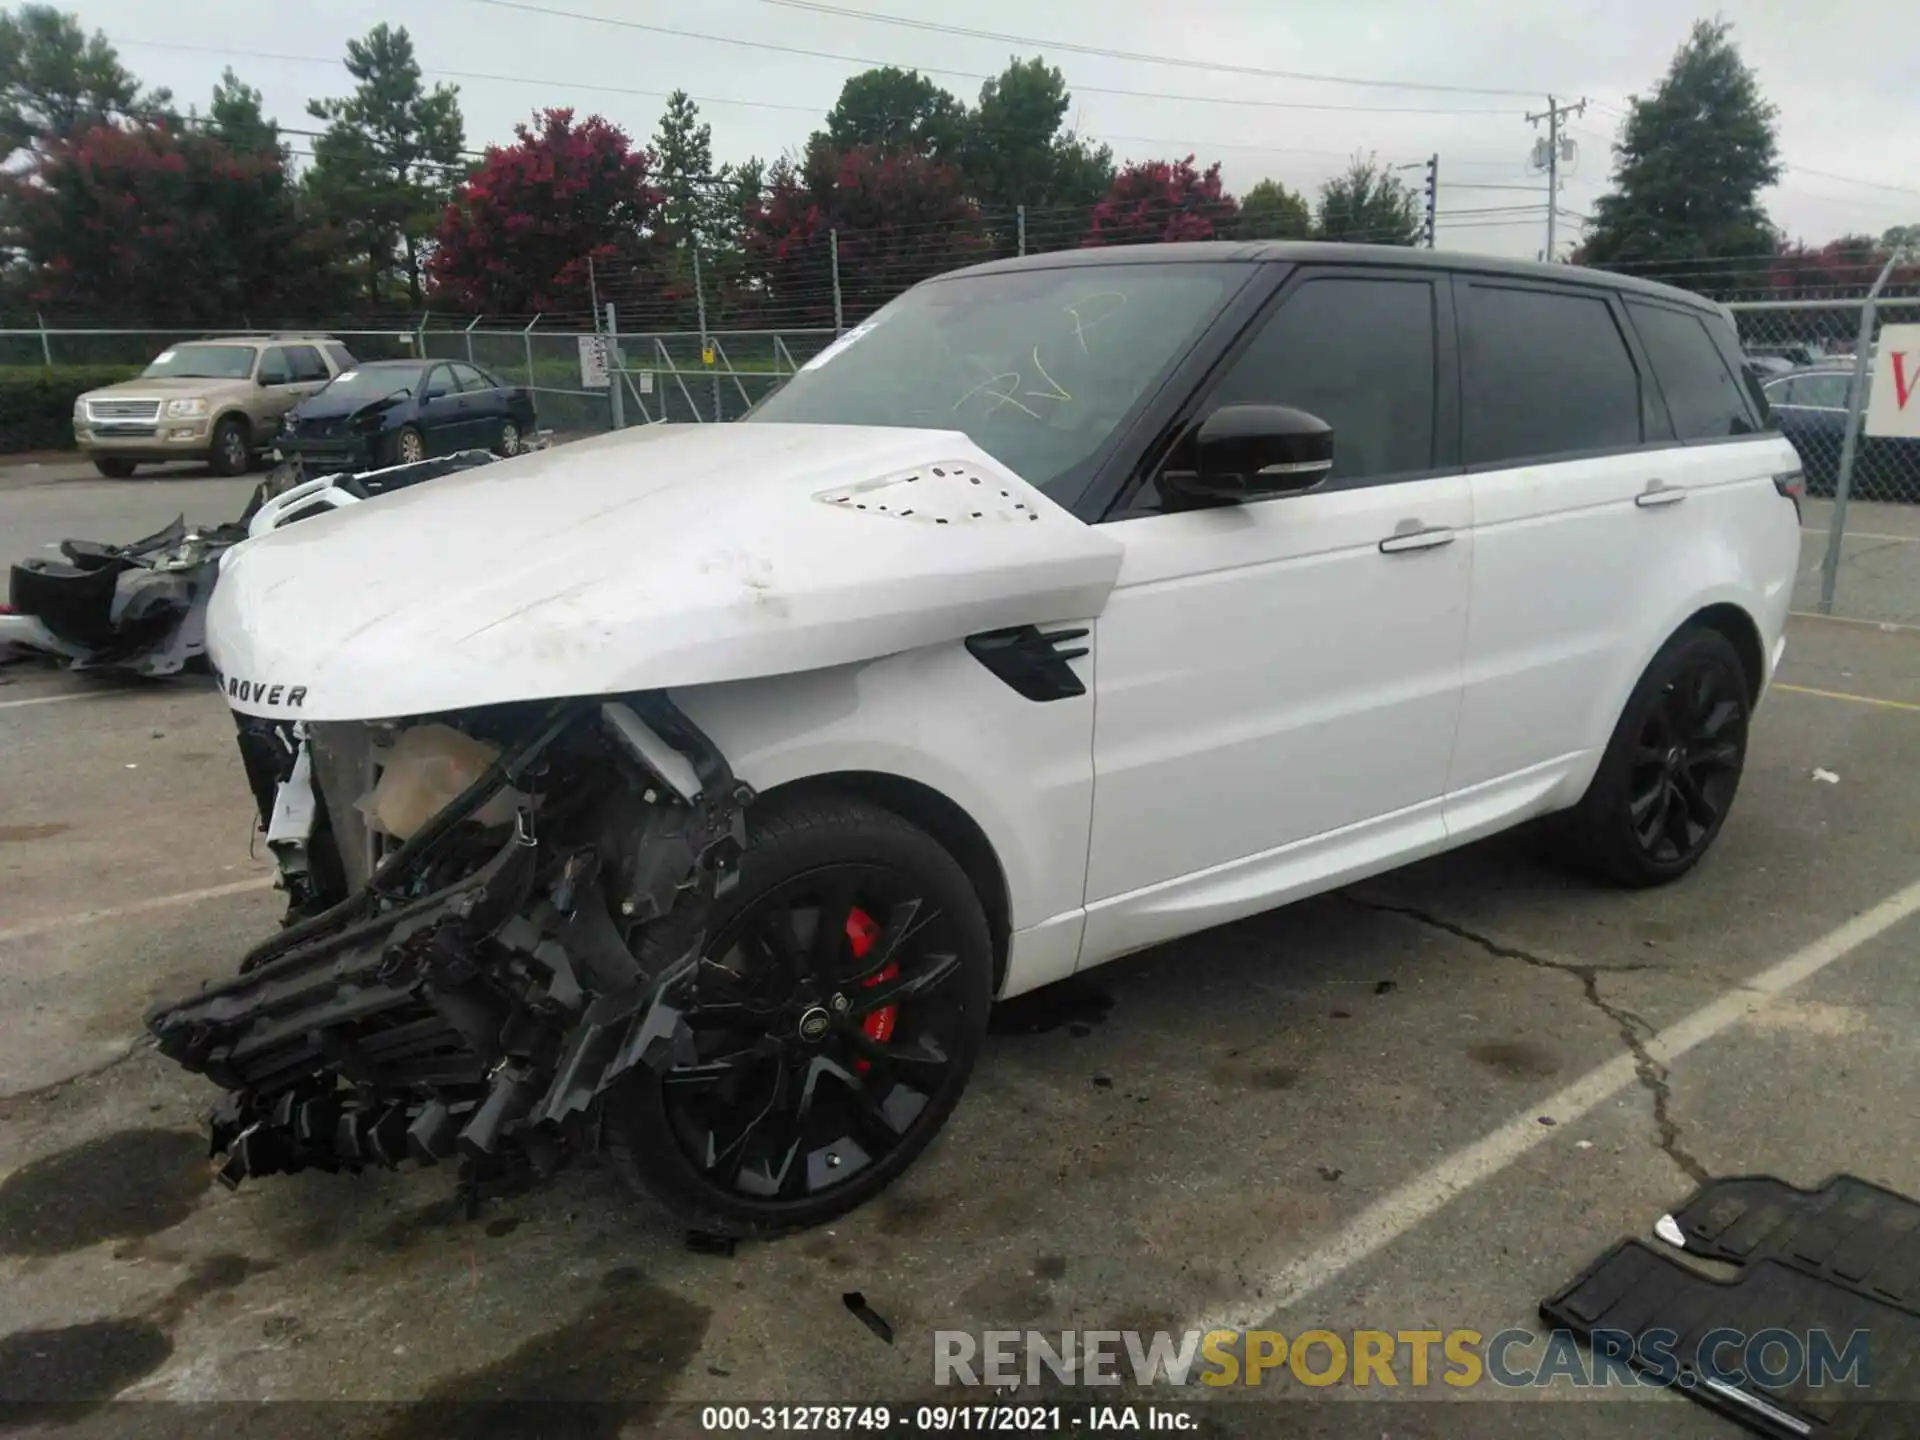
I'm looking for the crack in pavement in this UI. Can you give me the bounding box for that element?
[1345,894,1710,1186]
[1,1036,151,1105]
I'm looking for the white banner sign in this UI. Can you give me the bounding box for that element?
[1865,324,1920,438]
[578,335,610,390]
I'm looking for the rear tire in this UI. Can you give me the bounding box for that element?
[91,457,136,479]
[493,420,520,457]
[602,795,993,1237]
[208,418,252,477]
[1560,626,1751,888]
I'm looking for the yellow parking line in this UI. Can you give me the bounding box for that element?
[1774,682,1920,713]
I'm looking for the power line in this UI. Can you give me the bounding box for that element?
[453,0,1536,112]
[1785,165,1920,200]
[731,0,1553,97]
[119,36,1523,137]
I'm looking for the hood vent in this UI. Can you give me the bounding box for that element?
[814,462,1044,526]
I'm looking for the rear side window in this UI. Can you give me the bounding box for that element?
[257,347,292,385]
[1460,283,1641,466]
[452,363,493,392]
[1627,302,1758,440]
[284,345,330,383]
[1795,373,1851,409]
[1206,275,1438,481]
[323,343,355,371]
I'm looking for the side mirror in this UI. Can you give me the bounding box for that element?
[1164,404,1335,503]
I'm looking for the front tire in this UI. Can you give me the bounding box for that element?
[603,796,994,1237]
[1563,626,1751,887]
[391,426,427,466]
[209,418,252,477]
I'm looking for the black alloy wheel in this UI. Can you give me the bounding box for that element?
[603,798,992,1235]
[1563,625,1751,887]
[665,865,965,1195]
[1625,662,1747,866]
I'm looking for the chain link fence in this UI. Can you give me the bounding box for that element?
[0,318,837,441]
[10,255,1918,629]
[1728,292,1920,629]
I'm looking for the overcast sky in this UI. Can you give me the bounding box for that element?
[79,0,1920,261]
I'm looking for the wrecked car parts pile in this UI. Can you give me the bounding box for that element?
[1,445,541,678]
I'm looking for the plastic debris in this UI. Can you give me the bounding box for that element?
[843,1292,894,1345]
[1811,768,1840,784]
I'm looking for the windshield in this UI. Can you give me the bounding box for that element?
[319,368,418,403]
[141,344,257,380]
[747,263,1242,497]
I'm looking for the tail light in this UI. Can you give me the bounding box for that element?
[1774,470,1803,519]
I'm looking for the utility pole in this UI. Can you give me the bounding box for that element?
[1422,154,1438,248]
[1526,95,1586,261]
[1393,156,1439,248]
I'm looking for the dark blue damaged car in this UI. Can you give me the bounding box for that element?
[276,359,538,474]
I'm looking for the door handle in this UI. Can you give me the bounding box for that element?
[1635,480,1687,508]
[1379,522,1456,554]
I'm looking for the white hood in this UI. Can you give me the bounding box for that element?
[207,424,1124,720]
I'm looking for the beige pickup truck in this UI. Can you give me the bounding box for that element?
[73,335,355,478]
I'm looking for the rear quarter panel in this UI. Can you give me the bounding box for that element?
[1562,434,1801,803]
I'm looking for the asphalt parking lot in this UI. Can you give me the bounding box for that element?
[4,458,1920,1437]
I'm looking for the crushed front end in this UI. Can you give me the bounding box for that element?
[147,695,753,1199]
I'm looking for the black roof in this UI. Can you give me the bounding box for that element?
[351,358,431,369]
[942,240,1725,315]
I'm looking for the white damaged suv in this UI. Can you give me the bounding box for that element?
[149,243,1801,1235]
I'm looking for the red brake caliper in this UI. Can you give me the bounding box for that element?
[846,906,897,1072]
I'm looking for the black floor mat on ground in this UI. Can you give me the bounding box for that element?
[1663,1175,1920,1313]
[1543,1240,1920,1436]
[1543,1174,1920,1437]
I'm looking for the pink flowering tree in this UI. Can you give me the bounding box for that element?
[1082,155,1239,247]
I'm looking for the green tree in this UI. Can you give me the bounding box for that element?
[819,66,966,160]
[304,24,465,308]
[959,56,1115,239]
[1582,20,1780,283]
[652,88,736,324]
[1237,178,1312,240]
[704,155,766,327]
[206,67,281,159]
[0,4,159,158]
[1315,154,1423,245]
[1881,224,1920,254]
[652,89,716,252]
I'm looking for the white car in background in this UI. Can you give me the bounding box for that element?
[147,243,1802,1237]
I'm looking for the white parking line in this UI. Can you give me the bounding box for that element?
[0,691,102,711]
[1802,528,1920,543]
[0,876,275,944]
[1187,874,1920,1335]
